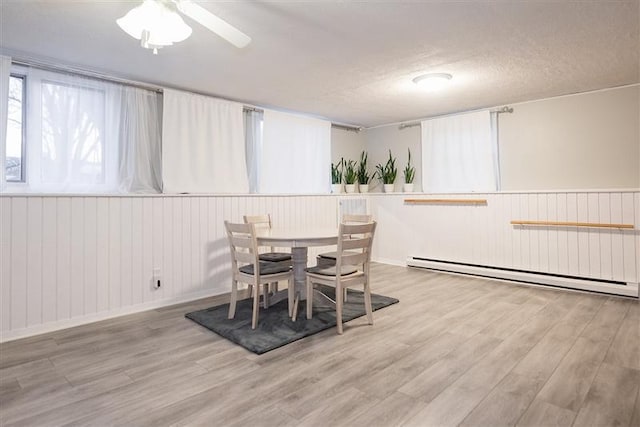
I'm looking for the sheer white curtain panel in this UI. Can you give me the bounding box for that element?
[162,89,248,193]
[244,109,262,194]
[28,70,119,192]
[260,110,331,194]
[421,110,498,192]
[0,56,10,189]
[114,86,163,193]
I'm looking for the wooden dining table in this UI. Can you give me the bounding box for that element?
[255,227,338,316]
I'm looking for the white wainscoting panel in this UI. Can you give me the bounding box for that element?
[0,195,339,341]
[2,191,638,341]
[369,191,639,289]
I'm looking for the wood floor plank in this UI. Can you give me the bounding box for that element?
[604,303,640,370]
[516,400,576,427]
[572,363,640,427]
[535,337,610,412]
[0,263,637,427]
[398,333,501,402]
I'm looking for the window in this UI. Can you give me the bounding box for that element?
[6,74,25,182]
[2,65,162,193]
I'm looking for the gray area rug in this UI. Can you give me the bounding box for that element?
[185,287,399,354]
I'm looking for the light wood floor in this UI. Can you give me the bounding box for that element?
[1,264,639,427]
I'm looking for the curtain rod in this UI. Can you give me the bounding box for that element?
[398,106,514,130]
[242,106,361,132]
[11,57,362,132]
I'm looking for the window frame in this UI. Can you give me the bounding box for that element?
[6,72,27,183]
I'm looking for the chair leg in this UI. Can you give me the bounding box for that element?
[306,277,313,319]
[292,293,300,322]
[228,280,238,319]
[263,284,270,308]
[336,282,343,334]
[288,279,295,317]
[364,281,373,325]
[270,282,278,293]
[251,282,260,329]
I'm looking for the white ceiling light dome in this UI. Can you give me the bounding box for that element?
[413,73,453,91]
[117,0,192,54]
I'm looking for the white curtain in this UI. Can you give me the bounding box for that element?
[261,110,331,194]
[421,110,498,192]
[162,89,248,193]
[114,86,163,193]
[244,109,263,194]
[0,55,11,189]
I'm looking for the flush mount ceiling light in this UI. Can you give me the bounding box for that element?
[412,73,453,91]
[117,0,251,55]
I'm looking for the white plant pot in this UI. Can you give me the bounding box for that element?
[403,183,414,192]
[345,184,357,193]
[358,184,370,193]
[331,184,343,194]
[383,184,395,193]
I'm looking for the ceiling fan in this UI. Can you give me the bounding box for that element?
[117,0,251,54]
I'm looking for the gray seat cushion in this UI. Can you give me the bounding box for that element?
[259,252,292,262]
[239,261,291,276]
[305,265,359,276]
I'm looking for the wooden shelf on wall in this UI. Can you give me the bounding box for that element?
[510,220,635,230]
[404,198,488,205]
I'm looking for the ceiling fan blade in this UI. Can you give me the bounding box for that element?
[174,0,251,48]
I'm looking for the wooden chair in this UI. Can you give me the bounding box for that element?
[225,221,293,329]
[316,214,372,267]
[244,214,292,296]
[306,221,377,334]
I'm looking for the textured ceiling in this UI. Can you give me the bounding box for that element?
[1,0,638,127]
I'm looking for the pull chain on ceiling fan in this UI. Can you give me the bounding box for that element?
[117,0,251,54]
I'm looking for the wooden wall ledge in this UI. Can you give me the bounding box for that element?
[511,220,634,229]
[404,198,487,205]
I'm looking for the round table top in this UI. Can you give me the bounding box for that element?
[256,227,338,247]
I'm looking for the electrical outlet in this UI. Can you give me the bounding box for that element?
[152,268,162,289]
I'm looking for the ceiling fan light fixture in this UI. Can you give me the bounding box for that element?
[413,73,453,91]
[117,0,192,53]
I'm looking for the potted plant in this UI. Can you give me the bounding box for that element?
[403,148,416,192]
[356,151,377,193]
[331,158,344,193]
[375,149,397,193]
[344,159,358,193]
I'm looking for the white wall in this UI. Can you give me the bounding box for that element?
[361,85,640,192]
[499,85,640,190]
[331,127,366,165]
[363,124,422,192]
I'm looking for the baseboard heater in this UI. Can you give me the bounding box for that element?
[407,257,639,298]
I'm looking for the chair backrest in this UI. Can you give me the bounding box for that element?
[336,221,377,271]
[342,214,372,224]
[244,214,272,230]
[224,221,260,274]
[244,214,275,252]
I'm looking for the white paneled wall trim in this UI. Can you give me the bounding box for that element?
[0,194,340,342]
[1,191,639,341]
[369,191,639,297]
